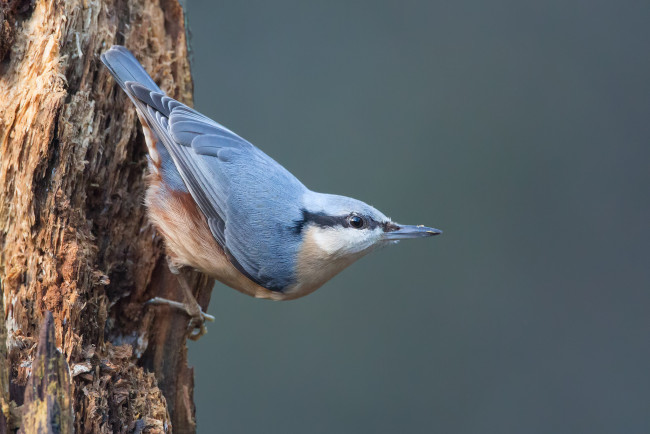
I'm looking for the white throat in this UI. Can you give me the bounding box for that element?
[310,225,383,256]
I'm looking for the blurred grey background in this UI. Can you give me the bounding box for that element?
[185,1,650,433]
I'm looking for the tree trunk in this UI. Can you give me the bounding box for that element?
[0,1,213,432]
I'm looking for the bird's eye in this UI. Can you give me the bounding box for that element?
[348,215,365,229]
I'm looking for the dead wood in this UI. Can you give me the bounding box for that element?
[0,1,213,432]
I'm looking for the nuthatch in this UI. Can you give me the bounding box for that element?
[101,46,441,334]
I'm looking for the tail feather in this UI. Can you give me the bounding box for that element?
[101,46,166,168]
[100,46,162,93]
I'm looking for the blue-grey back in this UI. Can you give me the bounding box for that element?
[165,105,309,291]
[208,148,307,290]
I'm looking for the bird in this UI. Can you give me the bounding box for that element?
[101,46,441,336]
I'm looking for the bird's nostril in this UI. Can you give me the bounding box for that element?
[384,222,400,232]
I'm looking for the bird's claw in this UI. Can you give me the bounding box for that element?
[146,296,214,340]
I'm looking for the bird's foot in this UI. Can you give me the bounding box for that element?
[146,296,215,340]
[147,264,213,340]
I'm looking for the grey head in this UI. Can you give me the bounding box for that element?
[296,191,441,260]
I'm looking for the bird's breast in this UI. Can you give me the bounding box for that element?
[281,226,368,299]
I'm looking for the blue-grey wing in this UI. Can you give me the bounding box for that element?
[114,76,306,290]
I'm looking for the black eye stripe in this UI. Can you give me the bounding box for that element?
[293,209,382,233]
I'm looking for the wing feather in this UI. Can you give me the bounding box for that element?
[119,82,304,291]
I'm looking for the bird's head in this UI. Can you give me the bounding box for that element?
[279,191,441,298]
[296,192,441,259]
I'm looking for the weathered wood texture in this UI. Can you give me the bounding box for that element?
[18,311,73,434]
[0,0,213,432]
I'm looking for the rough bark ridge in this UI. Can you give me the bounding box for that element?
[18,311,73,434]
[0,0,213,432]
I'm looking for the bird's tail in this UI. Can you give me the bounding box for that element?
[101,45,169,171]
[100,46,162,94]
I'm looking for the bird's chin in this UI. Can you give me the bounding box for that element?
[375,239,400,248]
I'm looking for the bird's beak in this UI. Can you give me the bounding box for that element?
[383,224,442,240]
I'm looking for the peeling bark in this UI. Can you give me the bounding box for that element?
[0,1,213,432]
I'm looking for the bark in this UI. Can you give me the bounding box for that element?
[0,0,213,432]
